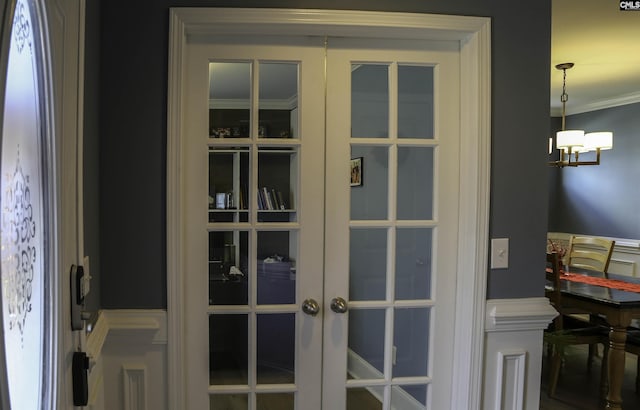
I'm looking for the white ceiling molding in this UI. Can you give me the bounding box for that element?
[550,90,640,117]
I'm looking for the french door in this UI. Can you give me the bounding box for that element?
[181,33,460,410]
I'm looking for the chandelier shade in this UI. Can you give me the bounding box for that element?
[556,130,584,149]
[549,63,613,167]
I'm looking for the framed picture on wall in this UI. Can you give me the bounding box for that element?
[350,157,363,187]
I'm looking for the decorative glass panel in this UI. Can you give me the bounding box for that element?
[1,1,51,409]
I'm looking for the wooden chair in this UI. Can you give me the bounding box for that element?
[544,252,610,398]
[566,236,616,361]
[566,235,615,277]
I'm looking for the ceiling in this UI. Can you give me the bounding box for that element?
[551,0,640,116]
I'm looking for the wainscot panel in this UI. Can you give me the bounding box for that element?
[86,310,167,410]
[483,298,557,410]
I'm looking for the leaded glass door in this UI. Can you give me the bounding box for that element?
[0,0,56,408]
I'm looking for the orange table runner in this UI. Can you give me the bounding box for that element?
[560,271,640,293]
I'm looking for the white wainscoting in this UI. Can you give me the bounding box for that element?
[483,298,557,410]
[86,302,556,410]
[86,310,167,410]
[548,232,640,277]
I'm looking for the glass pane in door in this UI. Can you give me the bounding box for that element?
[256,393,294,410]
[259,63,298,138]
[257,148,298,222]
[391,385,427,409]
[349,228,386,301]
[257,231,297,305]
[257,313,295,384]
[392,308,429,378]
[350,146,388,220]
[395,228,432,300]
[209,231,249,305]
[209,62,251,138]
[347,309,386,376]
[398,65,434,139]
[210,394,248,410]
[210,314,248,385]
[347,386,383,409]
[209,147,249,223]
[397,147,433,220]
[351,64,388,138]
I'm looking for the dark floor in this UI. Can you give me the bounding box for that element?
[539,345,640,409]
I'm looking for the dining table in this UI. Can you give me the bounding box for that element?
[559,269,640,410]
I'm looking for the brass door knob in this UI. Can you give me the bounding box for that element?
[330,297,348,314]
[302,298,320,316]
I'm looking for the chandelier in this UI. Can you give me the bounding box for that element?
[548,63,613,167]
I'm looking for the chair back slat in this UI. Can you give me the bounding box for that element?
[567,236,615,277]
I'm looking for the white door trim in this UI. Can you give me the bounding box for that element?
[167,8,490,409]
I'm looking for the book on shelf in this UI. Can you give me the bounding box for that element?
[258,187,287,210]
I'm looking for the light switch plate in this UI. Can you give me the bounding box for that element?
[491,238,509,269]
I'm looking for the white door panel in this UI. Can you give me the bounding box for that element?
[324,39,459,410]
[183,38,326,409]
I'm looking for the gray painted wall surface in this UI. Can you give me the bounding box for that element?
[97,0,551,307]
[548,103,640,239]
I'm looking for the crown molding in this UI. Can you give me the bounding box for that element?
[551,91,640,116]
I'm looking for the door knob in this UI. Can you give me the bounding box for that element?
[302,298,320,316]
[330,297,348,314]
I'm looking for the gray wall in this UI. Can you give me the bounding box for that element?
[548,103,640,239]
[97,0,552,307]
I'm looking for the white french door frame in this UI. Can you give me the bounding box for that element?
[167,8,490,409]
